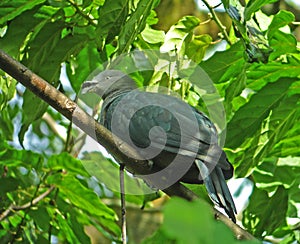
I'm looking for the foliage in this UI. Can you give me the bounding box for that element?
[0,0,300,243]
[144,197,260,244]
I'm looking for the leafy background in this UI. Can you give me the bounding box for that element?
[0,0,300,243]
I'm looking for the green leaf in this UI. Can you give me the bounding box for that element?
[224,64,247,117]
[47,174,117,220]
[163,198,215,243]
[96,0,129,44]
[221,0,229,9]
[19,30,89,143]
[47,0,69,8]
[91,217,121,238]
[28,207,51,231]
[252,157,300,193]
[66,42,103,93]
[140,25,165,44]
[267,95,300,157]
[117,0,157,54]
[274,166,298,188]
[18,90,49,145]
[0,177,19,195]
[160,16,200,55]
[142,229,174,244]
[243,186,288,237]
[8,213,23,227]
[56,212,82,243]
[0,0,46,25]
[267,10,295,39]
[146,9,159,25]
[0,74,17,108]
[0,145,42,168]
[247,62,300,91]
[186,34,212,63]
[235,94,300,177]
[226,77,295,149]
[0,108,14,140]
[199,41,244,84]
[69,212,91,243]
[273,124,300,157]
[49,174,121,236]
[22,18,90,82]
[269,31,297,60]
[0,7,42,57]
[252,158,278,190]
[244,0,278,21]
[160,198,253,244]
[48,153,90,177]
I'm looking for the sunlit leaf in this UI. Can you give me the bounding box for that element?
[267,10,295,39]
[244,0,278,21]
[236,94,300,177]
[117,0,158,54]
[140,25,165,44]
[0,0,46,25]
[269,31,297,60]
[199,41,244,84]
[48,153,90,177]
[186,34,212,63]
[160,16,200,55]
[246,62,300,90]
[226,77,295,149]
[0,144,42,168]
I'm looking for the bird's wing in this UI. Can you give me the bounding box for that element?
[104,91,230,170]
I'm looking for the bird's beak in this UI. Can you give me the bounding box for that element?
[81,80,98,94]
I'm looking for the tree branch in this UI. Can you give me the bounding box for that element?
[0,49,254,240]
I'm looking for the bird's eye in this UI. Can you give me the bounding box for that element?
[105,76,111,80]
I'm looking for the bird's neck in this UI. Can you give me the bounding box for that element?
[103,88,133,101]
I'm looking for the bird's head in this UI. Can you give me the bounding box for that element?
[81,70,137,99]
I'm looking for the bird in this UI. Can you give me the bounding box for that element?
[82,69,237,222]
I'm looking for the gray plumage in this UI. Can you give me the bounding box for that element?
[82,70,237,222]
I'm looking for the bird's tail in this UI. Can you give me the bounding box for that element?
[195,159,237,222]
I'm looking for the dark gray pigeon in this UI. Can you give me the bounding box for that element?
[82,70,237,222]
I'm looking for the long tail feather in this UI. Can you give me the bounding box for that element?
[195,159,237,222]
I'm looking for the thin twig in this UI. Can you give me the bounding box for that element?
[201,0,232,45]
[11,181,43,242]
[120,164,127,244]
[200,18,212,25]
[0,185,55,221]
[67,0,97,27]
[43,112,66,142]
